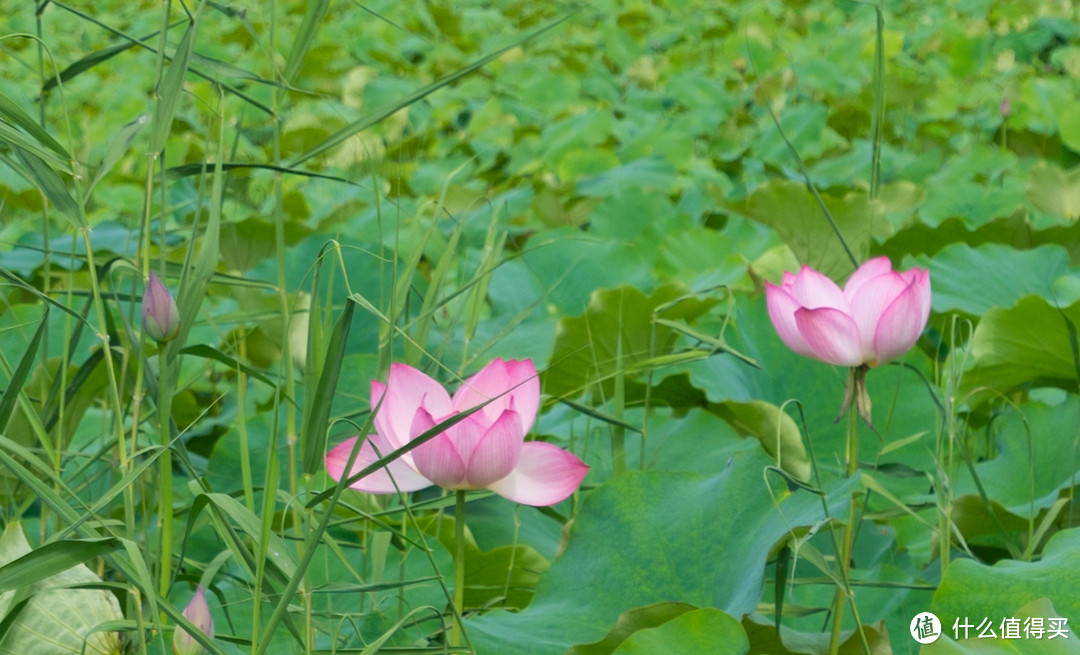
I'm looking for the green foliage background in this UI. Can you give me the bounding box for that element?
[2,0,1080,653]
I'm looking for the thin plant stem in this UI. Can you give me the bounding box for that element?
[237,337,255,513]
[452,490,467,649]
[828,405,860,655]
[158,351,174,598]
[612,307,626,476]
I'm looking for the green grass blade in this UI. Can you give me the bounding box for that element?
[180,344,277,386]
[301,298,355,475]
[282,0,332,83]
[0,91,70,160]
[42,40,140,93]
[164,161,368,187]
[0,306,47,433]
[191,52,290,88]
[0,538,122,594]
[87,113,149,195]
[168,54,223,362]
[14,147,83,228]
[48,3,272,114]
[0,121,73,173]
[200,493,298,580]
[149,21,196,155]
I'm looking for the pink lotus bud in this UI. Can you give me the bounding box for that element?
[142,272,180,343]
[173,585,214,655]
[1000,97,1011,117]
[326,359,589,506]
[765,257,931,367]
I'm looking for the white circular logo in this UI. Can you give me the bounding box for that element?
[910,612,942,644]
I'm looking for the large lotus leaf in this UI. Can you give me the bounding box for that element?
[422,514,549,610]
[0,523,123,655]
[536,109,617,167]
[931,528,1080,635]
[1027,161,1080,221]
[566,602,698,655]
[588,186,679,243]
[749,104,846,168]
[726,179,891,281]
[487,226,653,318]
[923,598,1079,654]
[688,296,940,477]
[908,242,1071,316]
[742,613,892,654]
[544,283,715,399]
[962,295,1080,397]
[576,156,680,198]
[611,608,748,655]
[878,210,1033,261]
[920,173,1028,231]
[464,408,757,563]
[949,399,1080,519]
[465,448,856,655]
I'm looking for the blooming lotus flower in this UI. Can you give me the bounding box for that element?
[765,257,931,367]
[173,585,214,655]
[326,359,588,507]
[143,272,180,343]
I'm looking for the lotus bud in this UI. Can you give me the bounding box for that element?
[173,585,214,655]
[142,272,180,343]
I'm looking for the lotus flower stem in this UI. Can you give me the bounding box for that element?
[611,360,627,476]
[158,351,174,598]
[452,490,467,648]
[827,406,871,655]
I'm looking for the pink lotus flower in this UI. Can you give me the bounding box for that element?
[173,585,214,655]
[326,359,588,507]
[765,257,931,367]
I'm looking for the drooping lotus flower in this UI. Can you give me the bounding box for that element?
[143,272,180,343]
[173,585,214,655]
[326,359,588,507]
[765,257,931,367]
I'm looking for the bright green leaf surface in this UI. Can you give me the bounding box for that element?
[611,608,749,655]
[932,528,1080,636]
[467,449,856,655]
[965,296,1080,396]
[729,180,891,281]
[924,598,1079,654]
[911,242,1072,315]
